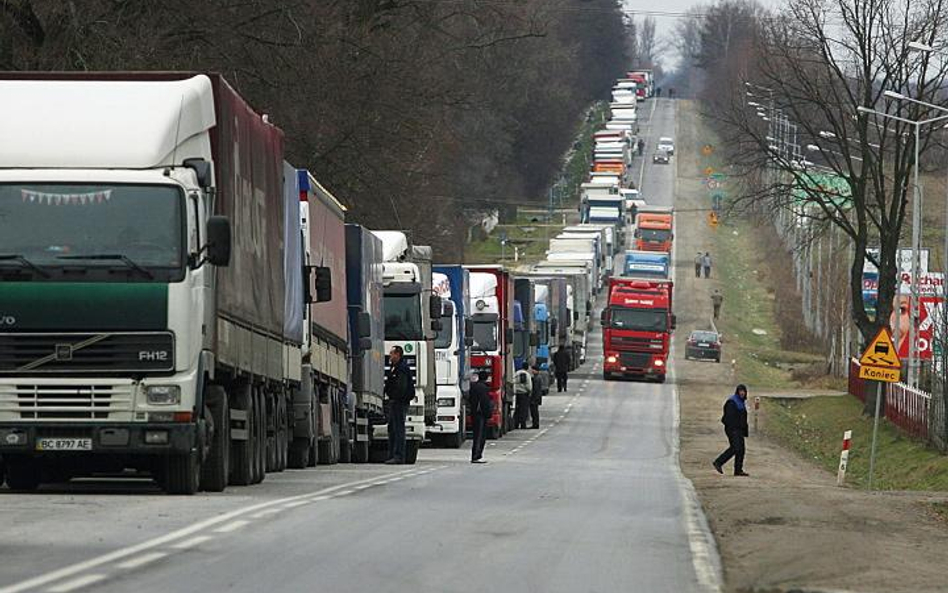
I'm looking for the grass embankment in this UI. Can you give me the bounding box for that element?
[713,219,824,389]
[464,101,607,266]
[766,395,948,491]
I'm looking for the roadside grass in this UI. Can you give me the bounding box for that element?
[713,219,813,390]
[932,502,948,522]
[766,395,948,491]
[465,213,565,265]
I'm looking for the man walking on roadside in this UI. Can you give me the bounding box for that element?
[469,370,492,464]
[529,365,543,429]
[711,289,724,320]
[702,252,713,278]
[552,344,571,392]
[694,252,703,278]
[713,384,750,476]
[384,346,414,464]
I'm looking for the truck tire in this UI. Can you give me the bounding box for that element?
[657,375,667,384]
[4,458,40,492]
[164,448,201,495]
[317,430,338,465]
[266,391,277,473]
[488,425,501,440]
[369,444,388,463]
[603,372,612,381]
[287,438,311,469]
[353,438,370,463]
[252,388,267,484]
[404,440,419,464]
[276,393,288,472]
[339,435,352,463]
[201,385,229,492]
[230,383,254,486]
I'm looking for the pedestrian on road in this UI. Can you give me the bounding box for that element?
[711,290,724,320]
[469,370,492,464]
[713,384,750,476]
[702,252,713,278]
[694,252,702,278]
[553,345,571,392]
[637,138,645,156]
[514,361,532,429]
[384,346,414,464]
[529,365,543,429]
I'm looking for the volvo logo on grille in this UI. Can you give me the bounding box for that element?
[55,344,74,361]
[0,315,15,326]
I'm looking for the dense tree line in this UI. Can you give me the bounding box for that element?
[0,0,628,257]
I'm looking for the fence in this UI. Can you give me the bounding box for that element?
[848,358,942,448]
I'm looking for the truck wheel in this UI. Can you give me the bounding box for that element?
[448,429,463,449]
[353,439,370,463]
[657,375,667,384]
[4,458,40,492]
[165,450,201,495]
[603,372,612,381]
[273,393,286,472]
[287,438,311,469]
[369,444,388,463]
[253,388,267,484]
[488,425,501,440]
[201,385,229,492]
[230,383,254,486]
[266,392,278,473]
[317,431,338,465]
[404,440,419,464]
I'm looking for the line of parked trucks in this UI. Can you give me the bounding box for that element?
[0,72,611,494]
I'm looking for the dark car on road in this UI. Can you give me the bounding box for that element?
[652,149,670,164]
[685,330,721,362]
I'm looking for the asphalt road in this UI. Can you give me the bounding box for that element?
[0,99,720,593]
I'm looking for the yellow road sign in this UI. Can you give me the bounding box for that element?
[708,212,719,228]
[858,364,901,383]
[703,166,714,176]
[702,145,714,156]
[859,327,900,369]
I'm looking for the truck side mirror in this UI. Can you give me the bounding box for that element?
[573,311,579,322]
[600,310,608,325]
[586,300,592,311]
[206,216,231,267]
[358,337,372,352]
[671,314,678,330]
[431,319,443,332]
[429,295,443,318]
[314,266,332,303]
[357,311,372,338]
[464,318,474,336]
[183,158,212,188]
[464,336,474,347]
[505,328,514,343]
[550,319,557,338]
[529,332,538,347]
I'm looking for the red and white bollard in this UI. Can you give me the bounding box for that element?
[753,396,760,434]
[837,430,852,486]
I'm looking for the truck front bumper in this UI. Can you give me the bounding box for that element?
[0,422,197,456]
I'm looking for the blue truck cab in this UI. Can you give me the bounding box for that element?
[429,265,471,448]
[623,250,671,279]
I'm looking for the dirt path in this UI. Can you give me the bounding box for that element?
[674,100,948,593]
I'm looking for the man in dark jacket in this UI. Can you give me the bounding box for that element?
[469,370,492,464]
[529,365,543,429]
[384,346,413,464]
[552,345,571,392]
[713,384,750,476]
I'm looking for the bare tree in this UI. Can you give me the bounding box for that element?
[637,16,657,67]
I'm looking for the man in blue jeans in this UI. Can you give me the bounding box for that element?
[384,346,413,464]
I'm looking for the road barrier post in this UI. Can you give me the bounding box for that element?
[753,396,760,434]
[837,429,852,486]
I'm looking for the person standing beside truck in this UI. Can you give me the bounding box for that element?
[553,345,571,392]
[702,252,713,278]
[469,370,492,464]
[384,346,413,464]
[713,384,750,476]
[530,365,543,429]
[694,252,703,278]
[514,362,533,430]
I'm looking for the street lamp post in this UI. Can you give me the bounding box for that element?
[857,101,948,386]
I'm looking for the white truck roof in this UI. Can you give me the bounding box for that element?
[0,75,215,168]
[372,230,410,262]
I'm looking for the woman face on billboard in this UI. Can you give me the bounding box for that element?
[889,294,910,353]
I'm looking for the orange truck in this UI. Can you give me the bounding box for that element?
[593,160,625,176]
[634,210,673,252]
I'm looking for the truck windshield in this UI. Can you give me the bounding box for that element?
[638,228,670,242]
[0,183,184,281]
[610,308,668,332]
[514,329,529,359]
[434,302,454,349]
[471,320,498,352]
[384,293,423,340]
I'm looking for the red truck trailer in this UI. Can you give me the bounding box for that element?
[601,278,675,383]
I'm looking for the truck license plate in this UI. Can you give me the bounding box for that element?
[36,438,92,451]
[698,343,710,347]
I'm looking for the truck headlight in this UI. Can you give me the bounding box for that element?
[653,359,664,367]
[437,397,456,407]
[606,355,618,364]
[145,385,181,405]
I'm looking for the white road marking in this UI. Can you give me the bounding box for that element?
[0,468,422,593]
[334,490,355,497]
[283,500,311,508]
[353,484,373,491]
[213,520,250,534]
[46,575,106,593]
[116,552,167,570]
[250,508,284,519]
[171,535,213,550]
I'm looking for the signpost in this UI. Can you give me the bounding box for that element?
[858,327,901,490]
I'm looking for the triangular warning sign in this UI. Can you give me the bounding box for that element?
[859,327,901,369]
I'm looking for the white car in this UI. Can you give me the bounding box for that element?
[657,137,675,155]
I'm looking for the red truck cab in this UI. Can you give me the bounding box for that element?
[601,278,675,383]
